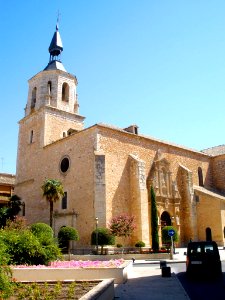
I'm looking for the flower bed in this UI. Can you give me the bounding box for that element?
[15,259,124,269]
[12,259,132,284]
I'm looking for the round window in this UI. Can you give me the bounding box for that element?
[60,156,70,173]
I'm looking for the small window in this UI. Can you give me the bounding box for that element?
[62,192,67,209]
[60,156,70,173]
[30,130,34,143]
[198,167,204,187]
[47,81,52,95]
[31,87,37,109]
[62,82,69,102]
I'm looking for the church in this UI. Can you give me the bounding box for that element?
[15,24,225,247]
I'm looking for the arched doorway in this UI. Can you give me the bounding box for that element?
[161,211,171,227]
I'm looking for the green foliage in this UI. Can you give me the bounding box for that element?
[58,226,79,252]
[0,219,61,266]
[161,226,179,244]
[0,238,12,299]
[41,179,64,227]
[116,243,123,248]
[109,214,136,238]
[91,227,115,254]
[30,222,54,243]
[150,186,159,251]
[30,222,61,263]
[135,241,146,248]
[0,195,23,228]
[0,207,8,228]
[7,195,22,221]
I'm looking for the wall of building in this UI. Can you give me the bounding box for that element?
[212,154,225,193]
[195,191,225,246]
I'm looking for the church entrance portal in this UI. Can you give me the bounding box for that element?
[161,211,171,227]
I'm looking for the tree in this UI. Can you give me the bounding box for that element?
[7,195,22,221]
[58,226,79,253]
[0,207,8,228]
[0,195,22,228]
[161,226,179,245]
[41,179,64,228]
[109,214,136,245]
[91,227,115,254]
[150,186,159,252]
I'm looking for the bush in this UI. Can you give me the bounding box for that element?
[0,238,12,299]
[58,226,79,253]
[135,241,145,248]
[116,243,123,248]
[161,226,179,245]
[30,223,54,244]
[0,219,61,265]
[30,223,61,263]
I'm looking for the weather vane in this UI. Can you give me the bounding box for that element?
[56,10,61,29]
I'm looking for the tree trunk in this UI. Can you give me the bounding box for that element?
[50,201,53,228]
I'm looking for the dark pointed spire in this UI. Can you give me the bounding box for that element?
[48,22,63,61]
[44,20,66,72]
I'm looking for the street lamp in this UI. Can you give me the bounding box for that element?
[95,217,99,255]
[170,216,175,258]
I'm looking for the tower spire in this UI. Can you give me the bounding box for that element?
[44,18,66,71]
[48,21,63,62]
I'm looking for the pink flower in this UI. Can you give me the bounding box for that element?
[13,259,125,269]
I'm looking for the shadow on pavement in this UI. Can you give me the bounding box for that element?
[177,271,225,300]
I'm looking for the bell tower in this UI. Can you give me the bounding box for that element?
[16,23,85,181]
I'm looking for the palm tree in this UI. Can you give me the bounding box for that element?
[41,179,64,228]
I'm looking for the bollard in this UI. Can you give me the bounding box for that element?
[161,266,171,277]
[160,261,167,269]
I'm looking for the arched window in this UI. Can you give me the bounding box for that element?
[31,87,37,109]
[62,82,69,102]
[206,227,212,241]
[198,167,204,187]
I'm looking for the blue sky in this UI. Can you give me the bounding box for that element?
[1,0,225,174]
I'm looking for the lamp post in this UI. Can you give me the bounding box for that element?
[95,217,99,255]
[170,216,175,257]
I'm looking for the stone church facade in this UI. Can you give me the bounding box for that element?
[15,25,225,247]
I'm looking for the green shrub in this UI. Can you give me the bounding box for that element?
[135,241,146,248]
[0,220,61,265]
[161,226,179,244]
[91,227,115,254]
[116,243,123,248]
[30,223,54,244]
[0,238,13,298]
[58,226,79,252]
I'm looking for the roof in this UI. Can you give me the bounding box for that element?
[0,173,15,185]
[194,185,225,200]
[44,60,66,72]
[96,123,210,157]
[201,145,225,156]
[44,24,66,72]
[48,24,63,56]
